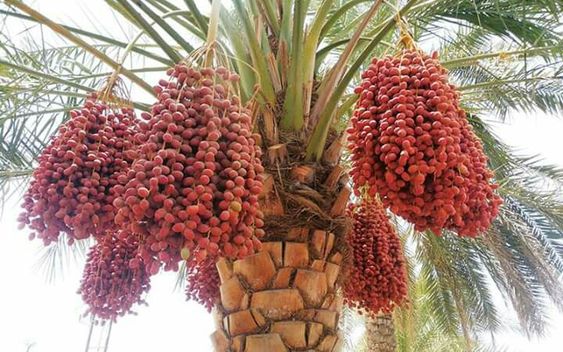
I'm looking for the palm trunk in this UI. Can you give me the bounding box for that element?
[211,162,350,352]
[211,230,344,351]
[364,314,396,352]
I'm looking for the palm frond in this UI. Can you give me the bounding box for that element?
[414,0,562,47]
[394,235,498,352]
[33,235,91,283]
[417,232,501,338]
[0,8,173,65]
[340,306,367,352]
[480,209,558,336]
[0,41,112,187]
[410,2,563,120]
[174,261,187,292]
[458,64,563,119]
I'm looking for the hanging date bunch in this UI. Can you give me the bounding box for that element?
[348,40,502,237]
[185,255,220,311]
[343,197,407,316]
[79,231,151,321]
[18,88,138,245]
[113,60,264,274]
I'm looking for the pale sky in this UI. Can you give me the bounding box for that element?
[0,1,562,351]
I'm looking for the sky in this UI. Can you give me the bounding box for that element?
[0,1,562,351]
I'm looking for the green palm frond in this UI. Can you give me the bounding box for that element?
[138,0,206,41]
[394,237,502,352]
[458,64,563,119]
[440,36,563,119]
[417,233,500,338]
[33,234,91,283]
[174,261,187,292]
[469,115,563,187]
[340,305,366,352]
[469,115,563,246]
[428,27,495,58]
[0,8,173,65]
[0,41,110,190]
[110,0,182,63]
[481,208,562,336]
[406,208,563,339]
[0,174,26,217]
[413,0,562,47]
[411,1,563,120]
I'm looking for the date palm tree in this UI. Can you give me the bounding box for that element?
[1,0,562,351]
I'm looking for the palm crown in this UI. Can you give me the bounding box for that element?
[1,0,562,350]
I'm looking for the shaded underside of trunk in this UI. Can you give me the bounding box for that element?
[365,314,396,352]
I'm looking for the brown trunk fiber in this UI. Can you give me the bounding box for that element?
[364,314,396,352]
[211,227,344,351]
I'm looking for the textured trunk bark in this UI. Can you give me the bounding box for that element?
[210,135,350,351]
[211,227,344,351]
[365,314,396,352]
